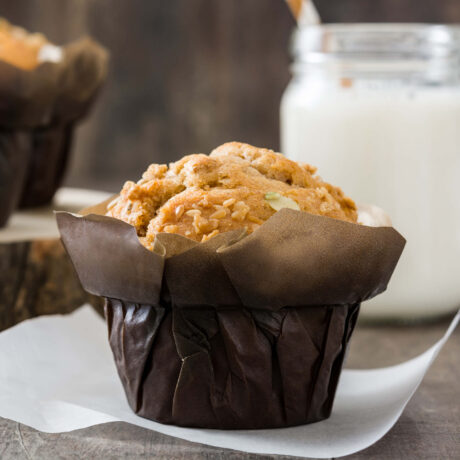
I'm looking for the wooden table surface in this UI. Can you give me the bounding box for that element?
[0,306,458,460]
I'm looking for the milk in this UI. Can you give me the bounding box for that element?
[281,83,460,320]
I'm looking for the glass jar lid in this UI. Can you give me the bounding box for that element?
[292,24,460,82]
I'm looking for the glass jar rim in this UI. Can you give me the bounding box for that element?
[292,23,460,63]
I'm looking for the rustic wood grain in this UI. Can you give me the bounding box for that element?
[316,0,460,23]
[0,1,457,193]
[0,239,103,331]
[0,0,294,192]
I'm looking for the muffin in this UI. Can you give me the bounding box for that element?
[107,142,358,248]
[0,18,108,219]
[57,142,405,429]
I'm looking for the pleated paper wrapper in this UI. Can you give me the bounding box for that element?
[56,201,405,430]
[0,37,108,225]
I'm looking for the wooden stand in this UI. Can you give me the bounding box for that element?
[0,188,111,331]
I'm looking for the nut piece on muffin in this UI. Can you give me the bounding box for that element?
[107,142,358,249]
[0,18,61,70]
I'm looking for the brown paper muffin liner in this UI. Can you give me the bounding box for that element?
[0,37,108,208]
[19,123,74,207]
[0,130,30,227]
[56,207,405,429]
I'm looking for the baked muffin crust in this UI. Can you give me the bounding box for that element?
[0,19,48,70]
[107,142,358,248]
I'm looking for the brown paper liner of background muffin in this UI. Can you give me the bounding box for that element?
[56,200,405,429]
[0,37,108,225]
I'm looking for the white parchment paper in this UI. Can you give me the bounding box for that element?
[0,306,458,459]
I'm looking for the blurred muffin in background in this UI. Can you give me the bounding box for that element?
[0,18,108,226]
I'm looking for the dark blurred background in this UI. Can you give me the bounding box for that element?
[1,0,459,192]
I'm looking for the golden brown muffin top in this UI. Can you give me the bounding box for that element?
[0,19,49,70]
[107,142,358,249]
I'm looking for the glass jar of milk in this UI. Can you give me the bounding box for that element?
[281,24,460,321]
